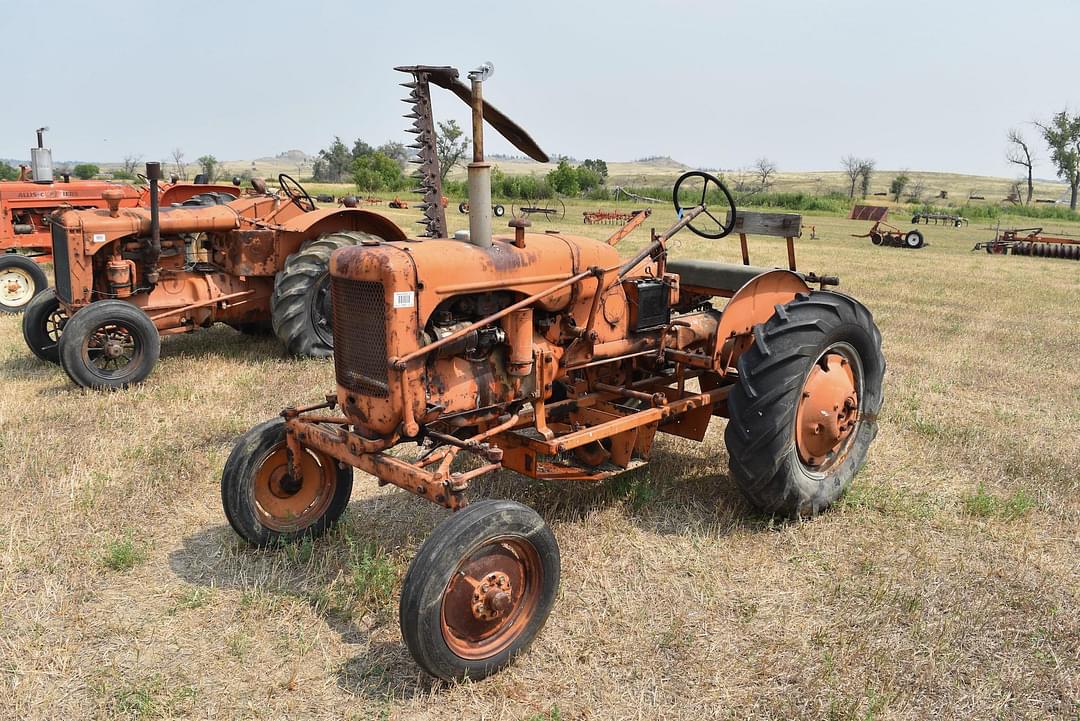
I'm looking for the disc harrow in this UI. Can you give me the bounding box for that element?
[972,227,1080,260]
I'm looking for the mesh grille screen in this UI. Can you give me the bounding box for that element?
[331,278,389,397]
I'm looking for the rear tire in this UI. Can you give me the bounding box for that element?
[400,500,560,682]
[22,288,68,364]
[724,291,885,517]
[57,300,160,389]
[0,254,49,314]
[493,204,505,217]
[221,418,353,546]
[271,231,377,357]
[904,229,925,249]
[869,232,883,245]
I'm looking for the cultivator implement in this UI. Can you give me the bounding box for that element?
[583,209,641,224]
[912,212,966,227]
[972,227,1080,260]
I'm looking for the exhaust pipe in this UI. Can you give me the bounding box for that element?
[466,63,494,249]
[144,162,162,284]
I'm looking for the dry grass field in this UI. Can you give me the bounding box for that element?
[1,198,1077,720]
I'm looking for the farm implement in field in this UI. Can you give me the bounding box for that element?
[911,211,967,227]
[1,128,236,313]
[853,220,925,249]
[972,227,1080,259]
[222,62,886,683]
[513,197,565,221]
[457,200,506,217]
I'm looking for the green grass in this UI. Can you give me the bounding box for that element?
[101,536,147,572]
[962,485,1038,520]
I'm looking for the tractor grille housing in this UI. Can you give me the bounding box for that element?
[51,222,72,303]
[331,277,389,397]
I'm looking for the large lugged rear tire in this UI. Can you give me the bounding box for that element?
[724,291,885,517]
[0,254,49,313]
[221,418,353,546]
[400,500,560,682]
[271,231,378,357]
[22,288,68,364]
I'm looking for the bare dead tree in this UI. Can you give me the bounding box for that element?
[841,156,862,198]
[122,154,142,176]
[1005,129,1035,205]
[754,157,777,190]
[841,156,876,199]
[171,148,187,180]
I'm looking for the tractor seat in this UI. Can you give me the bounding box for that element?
[666,259,773,294]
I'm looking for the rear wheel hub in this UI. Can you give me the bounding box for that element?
[796,352,859,467]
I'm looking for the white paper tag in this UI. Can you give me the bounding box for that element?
[92,233,107,243]
[392,291,415,308]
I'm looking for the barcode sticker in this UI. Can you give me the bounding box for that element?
[393,291,415,308]
[92,233,107,243]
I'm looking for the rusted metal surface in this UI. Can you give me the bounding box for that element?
[849,204,889,222]
[267,66,851,521]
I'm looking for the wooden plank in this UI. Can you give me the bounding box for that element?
[724,211,802,238]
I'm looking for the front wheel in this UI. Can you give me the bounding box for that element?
[400,500,560,682]
[0,254,49,313]
[492,204,505,217]
[724,291,885,517]
[22,288,68,364]
[221,418,353,546]
[57,300,160,389]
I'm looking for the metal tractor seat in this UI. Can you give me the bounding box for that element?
[666,258,772,293]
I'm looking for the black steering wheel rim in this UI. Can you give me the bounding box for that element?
[672,171,737,239]
[278,173,316,212]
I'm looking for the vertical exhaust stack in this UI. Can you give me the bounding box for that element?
[466,63,495,249]
[144,162,162,284]
[30,126,53,184]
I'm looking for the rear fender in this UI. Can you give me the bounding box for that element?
[713,269,810,372]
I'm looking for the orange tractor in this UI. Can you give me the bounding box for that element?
[22,167,401,389]
[221,64,886,682]
[1,128,236,312]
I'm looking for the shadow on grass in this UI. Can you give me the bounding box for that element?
[0,323,295,383]
[168,442,772,700]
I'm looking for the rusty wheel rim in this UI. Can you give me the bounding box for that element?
[82,321,142,377]
[439,536,543,660]
[252,442,338,532]
[795,342,862,474]
[0,266,34,308]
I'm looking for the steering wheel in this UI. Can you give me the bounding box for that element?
[672,171,737,239]
[278,173,316,212]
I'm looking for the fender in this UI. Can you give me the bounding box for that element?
[278,207,408,244]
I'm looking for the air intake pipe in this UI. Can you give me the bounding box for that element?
[466,63,494,249]
[144,162,162,284]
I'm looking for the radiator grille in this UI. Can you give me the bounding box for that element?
[51,222,72,303]
[331,278,389,397]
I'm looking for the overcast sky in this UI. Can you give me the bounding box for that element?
[3,0,1077,178]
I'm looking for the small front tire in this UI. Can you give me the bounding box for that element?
[400,500,560,682]
[22,288,68,364]
[57,300,161,389]
[221,418,353,546]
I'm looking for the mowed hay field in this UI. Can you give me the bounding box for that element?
[1,199,1078,720]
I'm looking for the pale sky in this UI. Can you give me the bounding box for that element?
[2,0,1077,179]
